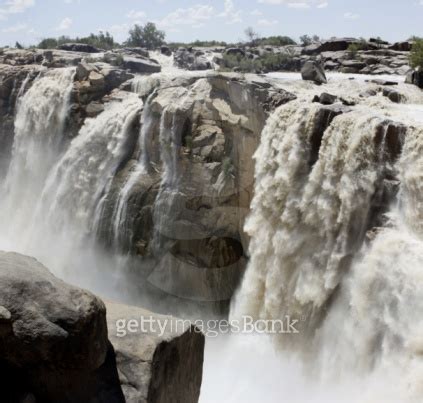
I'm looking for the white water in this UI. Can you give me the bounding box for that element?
[2,64,423,402]
[226,94,423,402]
[0,69,144,298]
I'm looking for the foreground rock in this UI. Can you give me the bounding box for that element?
[107,301,205,403]
[0,251,205,403]
[301,60,327,84]
[0,251,123,403]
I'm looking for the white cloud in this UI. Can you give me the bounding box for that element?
[156,4,215,28]
[56,17,73,30]
[250,9,263,16]
[344,11,360,20]
[219,0,242,24]
[257,18,279,26]
[258,0,328,8]
[317,1,328,8]
[126,10,146,20]
[2,22,28,32]
[0,0,34,20]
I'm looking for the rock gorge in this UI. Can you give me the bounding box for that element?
[1,42,423,402]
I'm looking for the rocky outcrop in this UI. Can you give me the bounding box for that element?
[107,302,205,403]
[174,48,212,71]
[0,251,123,403]
[58,43,101,53]
[122,56,161,73]
[96,73,296,311]
[0,251,206,403]
[406,69,423,89]
[301,60,327,84]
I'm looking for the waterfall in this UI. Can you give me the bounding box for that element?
[0,67,75,249]
[230,100,423,401]
[43,92,142,235]
[0,69,143,295]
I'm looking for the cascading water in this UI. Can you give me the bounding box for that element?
[0,68,75,251]
[218,98,423,402]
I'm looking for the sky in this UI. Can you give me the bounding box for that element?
[0,0,422,46]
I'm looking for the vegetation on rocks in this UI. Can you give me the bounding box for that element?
[126,22,165,49]
[38,31,117,50]
[220,51,294,73]
[410,38,423,69]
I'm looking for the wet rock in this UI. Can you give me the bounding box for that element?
[405,69,423,89]
[383,87,404,103]
[123,56,161,74]
[107,301,205,403]
[301,60,327,84]
[161,45,172,56]
[312,92,338,105]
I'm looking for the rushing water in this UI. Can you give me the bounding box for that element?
[2,63,423,402]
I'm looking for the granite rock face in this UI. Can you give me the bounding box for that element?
[0,251,124,403]
[107,301,205,403]
[0,252,206,403]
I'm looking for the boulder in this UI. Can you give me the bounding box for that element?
[58,43,101,53]
[313,92,338,105]
[107,301,205,403]
[0,251,124,403]
[161,46,172,56]
[389,41,412,52]
[120,47,149,58]
[123,56,161,74]
[383,87,404,103]
[224,48,245,57]
[89,70,105,88]
[405,69,423,89]
[301,60,327,84]
[318,38,358,52]
[76,61,98,81]
[174,49,212,71]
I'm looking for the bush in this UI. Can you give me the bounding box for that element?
[410,39,423,69]
[126,23,165,49]
[37,32,118,50]
[219,51,294,73]
[258,36,296,46]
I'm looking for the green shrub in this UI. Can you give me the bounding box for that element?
[220,53,262,73]
[37,31,118,50]
[258,36,296,46]
[410,39,423,69]
[219,51,294,73]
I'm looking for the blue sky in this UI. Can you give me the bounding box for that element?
[0,0,422,46]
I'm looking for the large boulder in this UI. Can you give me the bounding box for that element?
[58,43,101,53]
[301,60,327,84]
[174,49,212,71]
[0,251,124,403]
[123,56,161,74]
[405,69,423,89]
[107,301,205,403]
[160,46,172,57]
